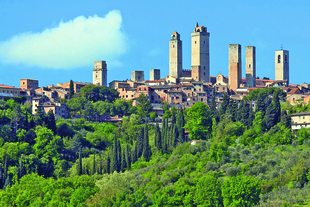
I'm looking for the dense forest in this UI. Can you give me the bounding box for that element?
[1,85,310,206]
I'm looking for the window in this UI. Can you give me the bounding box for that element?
[204,66,205,69]
[23,82,25,85]
[195,41,196,44]
[204,41,205,44]
[285,55,287,63]
[278,55,281,63]
[249,64,251,68]
[204,72,206,76]
[173,45,175,48]
[201,98,203,102]
[126,95,128,98]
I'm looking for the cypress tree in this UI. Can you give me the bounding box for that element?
[46,110,57,134]
[78,150,82,176]
[137,128,144,158]
[106,156,111,174]
[112,136,119,172]
[132,144,137,164]
[29,117,35,129]
[92,154,96,175]
[25,111,29,131]
[117,139,121,172]
[265,102,277,130]
[69,80,74,99]
[281,111,291,128]
[126,144,131,169]
[228,99,238,122]
[34,108,45,127]
[171,106,177,124]
[143,124,152,162]
[172,124,179,147]
[210,95,217,116]
[121,150,127,170]
[273,90,281,123]
[176,108,185,143]
[169,124,174,148]
[219,92,230,115]
[0,164,2,189]
[255,93,267,116]
[155,122,162,151]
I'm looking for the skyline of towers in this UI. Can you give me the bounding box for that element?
[228,44,242,91]
[245,46,256,87]
[191,23,210,82]
[169,31,183,79]
[93,61,107,87]
[275,50,289,85]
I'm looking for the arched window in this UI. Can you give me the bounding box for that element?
[278,55,281,63]
[173,45,175,48]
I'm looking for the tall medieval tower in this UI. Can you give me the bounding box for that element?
[275,50,289,85]
[229,44,242,91]
[191,22,210,82]
[93,61,107,87]
[245,46,256,87]
[169,31,182,79]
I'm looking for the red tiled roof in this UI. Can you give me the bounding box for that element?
[0,84,19,89]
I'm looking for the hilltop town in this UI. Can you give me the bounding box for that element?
[1,22,310,121]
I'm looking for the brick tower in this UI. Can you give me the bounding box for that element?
[93,61,107,86]
[191,22,210,82]
[245,46,256,87]
[169,31,182,79]
[229,44,242,91]
[275,50,289,85]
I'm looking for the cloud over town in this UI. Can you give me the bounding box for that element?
[0,10,127,69]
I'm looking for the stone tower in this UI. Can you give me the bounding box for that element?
[245,46,256,87]
[275,50,289,85]
[131,70,144,82]
[191,22,210,82]
[93,61,107,86]
[150,69,160,81]
[169,31,182,79]
[229,44,242,91]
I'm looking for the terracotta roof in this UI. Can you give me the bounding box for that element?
[0,84,20,89]
[287,88,300,94]
[145,79,165,83]
[172,31,179,35]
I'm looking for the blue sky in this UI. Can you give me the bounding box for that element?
[0,0,309,87]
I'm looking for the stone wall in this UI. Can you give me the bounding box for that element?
[246,46,256,87]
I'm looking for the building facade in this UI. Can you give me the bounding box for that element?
[93,61,107,86]
[191,22,210,82]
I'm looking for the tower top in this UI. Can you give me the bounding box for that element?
[171,31,180,40]
[195,22,199,27]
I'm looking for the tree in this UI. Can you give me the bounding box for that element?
[111,136,119,173]
[281,110,291,128]
[78,150,82,176]
[265,102,277,130]
[222,175,261,207]
[155,122,162,151]
[194,171,223,206]
[142,124,151,162]
[219,93,230,115]
[136,128,144,158]
[227,99,238,122]
[69,80,74,99]
[273,90,281,123]
[46,110,56,134]
[136,94,152,119]
[126,144,131,169]
[184,102,212,140]
[34,108,45,127]
[92,154,96,175]
[176,108,185,143]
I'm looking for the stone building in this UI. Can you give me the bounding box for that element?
[0,84,21,99]
[20,79,39,90]
[245,46,256,87]
[169,31,182,79]
[229,44,242,91]
[291,111,310,131]
[275,50,289,85]
[131,71,144,82]
[150,69,160,81]
[93,61,107,86]
[191,22,210,82]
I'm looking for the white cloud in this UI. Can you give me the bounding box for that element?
[148,47,161,56]
[0,10,127,69]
